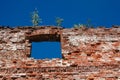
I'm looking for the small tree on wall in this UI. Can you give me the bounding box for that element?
[56,17,64,27]
[32,8,42,26]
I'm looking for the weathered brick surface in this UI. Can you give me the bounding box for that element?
[0,26,120,80]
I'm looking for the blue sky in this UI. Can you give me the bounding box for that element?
[0,0,120,27]
[0,0,120,59]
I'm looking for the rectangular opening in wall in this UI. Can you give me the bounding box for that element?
[31,42,62,59]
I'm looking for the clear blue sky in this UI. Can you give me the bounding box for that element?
[0,0,120,59]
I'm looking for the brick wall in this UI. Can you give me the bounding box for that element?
[0,26,120,80]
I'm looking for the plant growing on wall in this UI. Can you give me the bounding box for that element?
[56,17,64,27]
[85,19,94,28]
[73,19,94,28]
[32,8,42,26]
[73,24,85,28]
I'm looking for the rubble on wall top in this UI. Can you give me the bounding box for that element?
[0,25,119,30]
[0,26,63,30]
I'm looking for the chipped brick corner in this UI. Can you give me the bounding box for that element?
[0,26,120,80]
